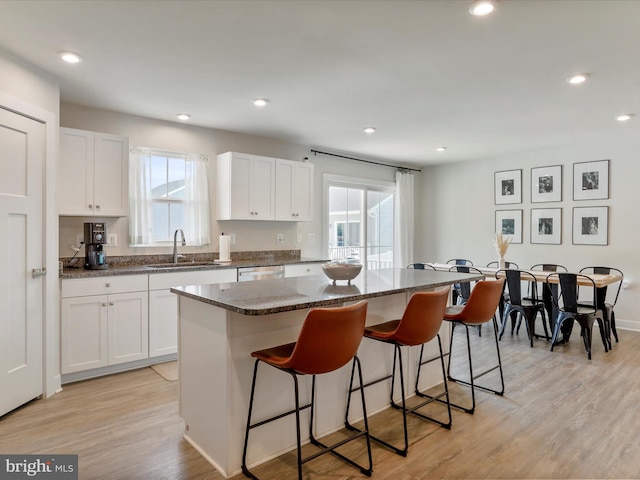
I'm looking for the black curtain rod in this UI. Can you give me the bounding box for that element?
[310,149,421,172]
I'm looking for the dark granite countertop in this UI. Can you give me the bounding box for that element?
[59,255,328,279]
[171,268,484,316]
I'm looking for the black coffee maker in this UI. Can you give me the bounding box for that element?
[84,222,108,270]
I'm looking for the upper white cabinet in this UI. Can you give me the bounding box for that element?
[275,159,314,221]
[217,152,314,221]
[217,152,275,220]
[59,127,129,216]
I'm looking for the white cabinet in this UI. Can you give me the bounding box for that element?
[148,268,238,357]
[217,152,275,220]
[284,263,324,278]
[275,159,314,221]
[61,275,148,374]
[59,127,129,216]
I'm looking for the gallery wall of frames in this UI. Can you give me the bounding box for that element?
[494,159,610,246]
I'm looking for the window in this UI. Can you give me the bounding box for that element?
[129,147,210,246]
[325,175,395,270]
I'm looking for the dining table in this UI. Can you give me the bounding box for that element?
[426,263,623,345]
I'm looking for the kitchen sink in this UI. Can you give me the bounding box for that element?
[145,262,222,269]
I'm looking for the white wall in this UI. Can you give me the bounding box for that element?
[60,103,395,260]
[416,136,640,330]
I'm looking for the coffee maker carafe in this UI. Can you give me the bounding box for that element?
[84,222,108,270]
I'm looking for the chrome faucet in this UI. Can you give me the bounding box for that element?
[173,228,186,263]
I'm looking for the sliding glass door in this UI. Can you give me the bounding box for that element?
[327,179,395,270]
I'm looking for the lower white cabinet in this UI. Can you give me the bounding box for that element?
[148,268,238,357]
[61,275,149,374]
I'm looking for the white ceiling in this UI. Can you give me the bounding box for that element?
[1,0,639,168]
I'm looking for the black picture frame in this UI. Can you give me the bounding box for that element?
[494,169,522,205]
[531,165,562,203]
[573,160,609,200]
[531,208,562,244]
[572,206,609,245]
[495,209,523,244]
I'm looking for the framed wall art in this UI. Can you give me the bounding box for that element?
[495,169,522,205]
[572,206,608,245]
[573,159,609,200]
[495,209,523,244]
[531,208,562,244]
[531,165,562,203]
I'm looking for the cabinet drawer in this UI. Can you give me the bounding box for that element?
[149,268,237,290]
[61,275,149,298]
[284,263,324,278]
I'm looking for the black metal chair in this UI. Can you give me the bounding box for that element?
[497,270,549,347]
[527,263,568,321]
[446,258,474,266]
[486,261,519,270]
[578,266,623,347]
[406,263,437,270]
[546,273,606,360]
[449,265,485,335]
[448,265,484,304]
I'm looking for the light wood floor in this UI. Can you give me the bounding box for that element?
[2,326,640,479]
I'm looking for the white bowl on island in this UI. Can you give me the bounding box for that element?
[321,262,363,285]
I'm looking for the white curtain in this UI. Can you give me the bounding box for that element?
[394,170,414,268]
[129,147,210,246]
[129,148,154,245]
[183,155,210,245]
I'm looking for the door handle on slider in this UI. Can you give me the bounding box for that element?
[32,268,47,278]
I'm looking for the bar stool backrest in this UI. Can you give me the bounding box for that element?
[288,300,368,375]
[392,287,449,346]
[452,279,505,325]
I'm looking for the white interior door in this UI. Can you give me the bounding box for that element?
[0,106,45,417]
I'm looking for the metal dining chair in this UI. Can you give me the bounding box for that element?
[546,273,607,360]
[578,266,623,347]
[406,263,437,270]
[497,269,549,347]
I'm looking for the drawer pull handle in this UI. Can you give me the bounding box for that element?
[105,283,111,288]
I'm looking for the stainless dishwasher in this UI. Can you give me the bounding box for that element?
[237,265,285,282]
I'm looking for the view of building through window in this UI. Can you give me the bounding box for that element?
[150,154,187,241]
[327,184,394,270]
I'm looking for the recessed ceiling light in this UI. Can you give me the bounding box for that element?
[253,98,269,107]
[363,127,376,134]
[469,0,497,16]
[567,73,589,85]
[176,113,191,121]
[616,114,634,122]
[60,51,82,64]
[436,146,447,152]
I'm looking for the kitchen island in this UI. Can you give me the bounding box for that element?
[171,268,483,478]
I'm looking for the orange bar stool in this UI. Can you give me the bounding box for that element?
[444,278,506,414]
[241,301,373,480]
[345,287,452,457]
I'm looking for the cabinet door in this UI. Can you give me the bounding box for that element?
[292,162,313,221]
[250,156,275,219]
[59,128,94,215]
[228,153,252,219]
[61,295,108,373]
[275,160,313,221]
[148,289,178,357]
[93,132,129,216]
[108,291,149,365]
